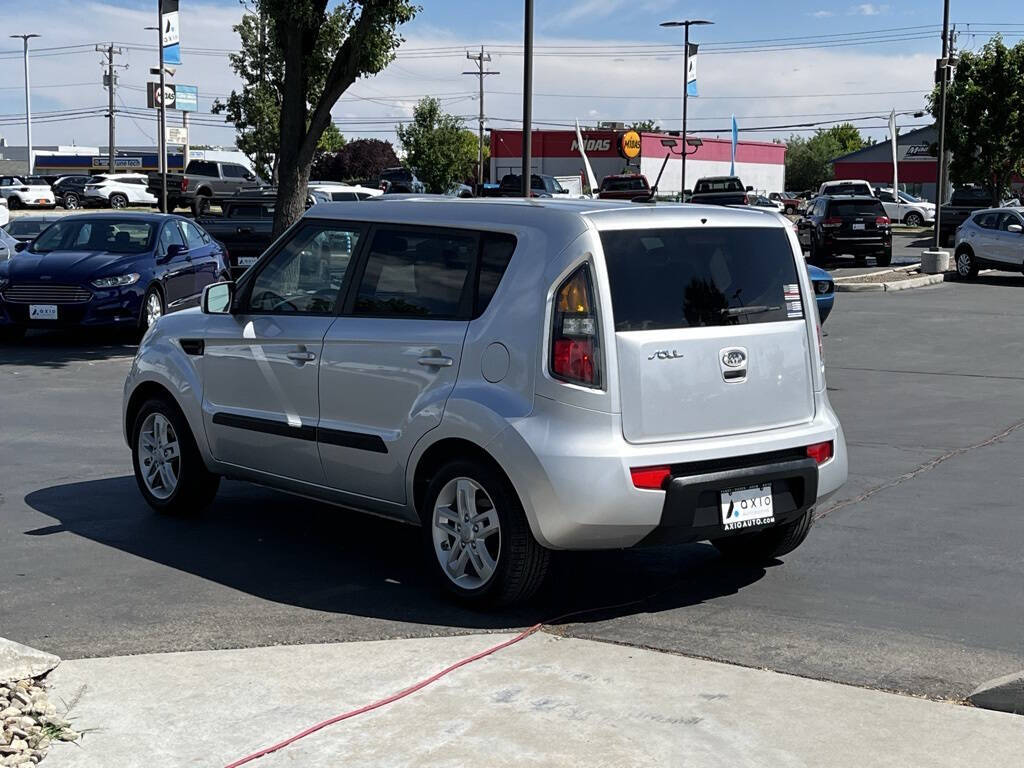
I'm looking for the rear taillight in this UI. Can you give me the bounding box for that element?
[550,265,601,388]
[180,176,188,193]
[875,215,890,226]
[742,194,749,205]
[806,441,834,465]
[631,466,671,490]
[823,217,842,228]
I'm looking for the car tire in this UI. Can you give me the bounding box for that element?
[713,509,814,564]
[131,397,220,515]
[192,194,211,217]
[955,247,979,280]
[140,286,164,333]
[0,325,26,344]
[420,458,550,607]
[62,192,80,210]
[109,192,129,209]
[7,196,20,211]
[785,205,796,215]
[904,211,923,227]
[875,248,893,267]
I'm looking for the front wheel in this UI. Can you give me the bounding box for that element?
[109,192,128,209]
[955,247,978,279]
[62,192,80,210]
[140,286,164,332]
[7,196,20,210]
[421,459,550,607]
[131,398,220,514]
[785,205,796,215]
[713,509,813,564]
[876,248,892,267]
[192,195,211,217]
[904,211,923,227]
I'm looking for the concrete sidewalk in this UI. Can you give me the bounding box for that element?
[43,632,1022,768]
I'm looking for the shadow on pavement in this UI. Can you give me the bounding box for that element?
[0,329,137,368]
[24,476,768,631]
[970,273,1024,288]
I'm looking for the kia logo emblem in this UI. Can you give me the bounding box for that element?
[721,349,746,368]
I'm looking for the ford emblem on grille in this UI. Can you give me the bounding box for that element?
[721,348,747,368]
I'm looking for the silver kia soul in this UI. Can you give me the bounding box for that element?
[123,198,847,606]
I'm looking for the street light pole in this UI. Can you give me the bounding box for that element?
[933,0,952,250]
[521,0,534,196]
[146,22,168,212]
[661,19,712,201]
[10,34,40,176]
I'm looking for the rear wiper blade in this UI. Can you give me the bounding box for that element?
[720,305,780,317]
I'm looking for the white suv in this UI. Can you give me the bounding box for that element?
[0,176,55,209]
[123,199,847,606]
[84,173,157,209]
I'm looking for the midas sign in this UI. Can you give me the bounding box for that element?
[571,137,612,152]
[619,130,641,159]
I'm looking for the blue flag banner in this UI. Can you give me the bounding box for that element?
[161,0,181,65]
[730,115,738,175]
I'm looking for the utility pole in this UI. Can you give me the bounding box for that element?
[521,0,534,196]
[9,34,39,176]
[145,20,169,212]
[923,0,954,272]
[660,19,712,200]
[463,47,499,190]
[97,43,125,173]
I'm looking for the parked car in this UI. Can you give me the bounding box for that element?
[147,160,262,214]
[3,214,63,244]
[597,174,652,200]
[84,173,158,209]
[749,195,785,213]
[493,173,569,197]
[0,176,56,209]
[446,183,475,198]
[0,197,7,228]
[52,175,96,210]
[308,182,384,204]
[379,167,426,194]
[688,176,750,206]
[818,179,874,197]
[874,188,935,228]
[807,264,835,322]
[0,213,228,341]
[196,195,277,278]
[798,195,892,266]
[0,226,19,262]
[952,207,1024,279]
[121,199,847,606]
[769,192,802,215]
[938,185,1004,247]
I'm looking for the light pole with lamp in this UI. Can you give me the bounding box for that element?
[144,24,169,212]
[10,34,40,176]
[660,19,712,201]
[648,136,702,199]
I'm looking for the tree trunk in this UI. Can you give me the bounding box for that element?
[274,24,312,237]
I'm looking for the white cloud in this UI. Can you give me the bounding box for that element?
[810,10,835,18]
[849,3,891,15]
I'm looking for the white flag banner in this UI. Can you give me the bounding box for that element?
[889,110,898,197]
[686,42,698,97]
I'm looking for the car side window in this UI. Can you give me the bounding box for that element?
[975,213,997,229]
[476,233,517,317]
[160,221,186,254]
[353,228,476,319]
[877,191,895,203]
[997,213,1021,231]
[180,220,206,250]
[245,223,360,315]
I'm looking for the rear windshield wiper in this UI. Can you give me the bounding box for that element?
[720,305,780,317]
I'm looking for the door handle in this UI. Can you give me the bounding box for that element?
[287,350,317,364]
[417,355,454,368]
[237,226,253,234]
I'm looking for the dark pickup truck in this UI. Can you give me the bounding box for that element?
[938,186,1003,246]
[148,159,263,215]
[197,196,276,278]
[689,175,751,206]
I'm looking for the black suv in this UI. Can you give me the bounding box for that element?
[497,173,567,197]
[52,175,96,210]
[380,167,426,193]
[798,195,892,266]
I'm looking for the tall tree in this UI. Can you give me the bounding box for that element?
[784,123,869,192]
[311,138,400,181]
[228,1,418,234]
[396,97,475,193]
[932,35,1024,204]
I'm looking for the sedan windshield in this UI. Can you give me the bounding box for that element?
[30,219,155,254]
[6,220,52,237]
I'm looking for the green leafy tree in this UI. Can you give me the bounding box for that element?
[396,98,476,192]
[457,129,487,182]
[219,0,418,234]
[785,123,869,192]
[629,120,661,132]
[930,35,1024,204]
[311,138,400,181]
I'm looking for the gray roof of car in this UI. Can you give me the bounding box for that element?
[304,197,788,234]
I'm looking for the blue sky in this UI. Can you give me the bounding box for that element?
[0,0,1020,149]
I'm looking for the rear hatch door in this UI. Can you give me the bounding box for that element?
[601,226,815,444]
[830,199,885,239]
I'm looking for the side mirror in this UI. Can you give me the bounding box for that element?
[14,241,27,253]
[165,243,187,261]
[1008,224,1023,234]
[746,185,754,192]
[202,281,233,314]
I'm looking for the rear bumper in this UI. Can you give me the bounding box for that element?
[822,236,890,254]
[489,393,847,550]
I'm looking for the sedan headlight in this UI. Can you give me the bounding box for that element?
[91,273,140,288]
[0,276,8,289]
[813,280,833,295]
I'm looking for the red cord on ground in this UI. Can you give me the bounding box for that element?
[222,622,544,768]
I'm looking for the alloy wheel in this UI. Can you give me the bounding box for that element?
[432,477,501,589]
[138,412,180,500]
[957,253,972,276]
[63,193,79,210]
[110,194,127,209]
[905,213,922,227]
[145,291,163,328]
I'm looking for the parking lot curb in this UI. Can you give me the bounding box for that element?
[836,282,884,292]
[835,272,946,293]
[832,264,922,284]
[968,670,1024,715]
[0,636,60,681]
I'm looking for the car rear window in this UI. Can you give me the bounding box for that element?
[828,200,885,217]
[694,178,743,193]
[600,227,803,331]
[603,177,648,191]
[826,183,871,195]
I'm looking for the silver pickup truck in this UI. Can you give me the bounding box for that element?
[147,160,263,214]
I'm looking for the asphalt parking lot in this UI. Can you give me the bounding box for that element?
[2,238,1022,703]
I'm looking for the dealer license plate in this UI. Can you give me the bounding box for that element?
[237,257,258,267]
[720,484,774,531]
[852,223,866,230]
[29,304,58,320]
[798,232,810,245]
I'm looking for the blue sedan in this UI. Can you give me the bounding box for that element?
[808,263,835,323]
[0,213,227,340]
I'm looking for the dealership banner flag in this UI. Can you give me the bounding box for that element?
[686,43,699,97]
[889,109,898,196]
[730,115,738,175]
[161,0,181,65]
